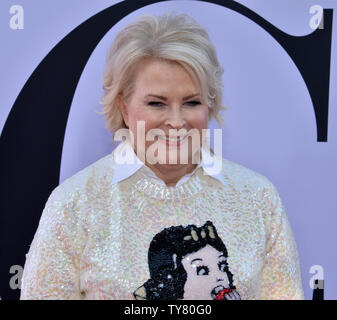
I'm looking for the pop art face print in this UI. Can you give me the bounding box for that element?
[134,221,241,300]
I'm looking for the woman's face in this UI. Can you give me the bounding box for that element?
[118,58,209,167]
[181,244,230,300]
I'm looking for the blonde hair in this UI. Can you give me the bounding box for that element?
[102,12,226,133]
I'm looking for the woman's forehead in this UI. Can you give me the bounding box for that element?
[132,59,202,93]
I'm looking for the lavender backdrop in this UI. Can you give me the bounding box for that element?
[1,0,336,299]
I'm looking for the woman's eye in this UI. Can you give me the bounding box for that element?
[196,265,209,276]
[148,101,165,107]
[185,100,201,106]
[148,101,200,107]
[218,261,228,272]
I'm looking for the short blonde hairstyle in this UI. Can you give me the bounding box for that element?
[102,12,226,133]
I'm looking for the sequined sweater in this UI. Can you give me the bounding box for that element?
[20,147,304,300]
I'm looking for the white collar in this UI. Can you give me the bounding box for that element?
[111,140,225,187]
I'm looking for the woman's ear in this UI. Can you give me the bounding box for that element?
[117,94,129,127]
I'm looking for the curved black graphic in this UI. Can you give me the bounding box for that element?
[0,0,332,300]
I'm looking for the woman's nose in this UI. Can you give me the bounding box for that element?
[164,106,186,129]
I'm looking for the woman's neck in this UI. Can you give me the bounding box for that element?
[145,162,198,187]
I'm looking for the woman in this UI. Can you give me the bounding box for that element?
[20,13,304,299]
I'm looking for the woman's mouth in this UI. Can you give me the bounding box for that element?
[157,135,188,147]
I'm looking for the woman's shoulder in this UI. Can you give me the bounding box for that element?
[53,153,116,199]
[220,157,275,192]
[219,158,284,221]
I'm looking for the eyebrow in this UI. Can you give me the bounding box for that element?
[191,258,203,264]
[145,93,200,101]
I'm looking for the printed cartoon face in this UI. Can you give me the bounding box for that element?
[181,244,230,300]
[133,221,240,300]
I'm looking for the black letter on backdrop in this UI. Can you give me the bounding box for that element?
[0,0,333,300]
